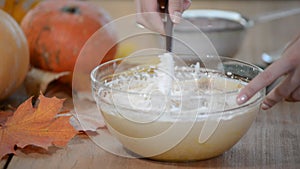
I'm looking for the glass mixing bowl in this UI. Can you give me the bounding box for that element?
[91,54,265,162]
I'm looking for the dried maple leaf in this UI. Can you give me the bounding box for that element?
[0,94,77,159]
[0,111,13,125]
[24,67,70,96]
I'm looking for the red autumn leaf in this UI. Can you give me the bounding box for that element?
[0,94,77,159]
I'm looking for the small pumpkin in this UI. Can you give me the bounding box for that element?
[21,0,117,84]
[0,0,42,23]
[0,9,30,100]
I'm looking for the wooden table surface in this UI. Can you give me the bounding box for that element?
[1,0,300,169]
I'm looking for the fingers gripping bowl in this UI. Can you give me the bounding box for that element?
[91,55,265,162]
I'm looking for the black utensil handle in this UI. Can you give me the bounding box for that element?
[157,0,169,14]
[157,0,173,52]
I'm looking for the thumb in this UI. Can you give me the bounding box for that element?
[168,0,184,24]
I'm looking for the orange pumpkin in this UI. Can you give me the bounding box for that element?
[0,9,29,100]
[20,0,117,83]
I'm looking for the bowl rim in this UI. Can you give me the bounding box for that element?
[91,56,265,114]
[180,9,253,31]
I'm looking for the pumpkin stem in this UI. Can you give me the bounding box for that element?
[61,6,81,14]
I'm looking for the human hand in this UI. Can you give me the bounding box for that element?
[237,34,300,110]
[135,0,191,34]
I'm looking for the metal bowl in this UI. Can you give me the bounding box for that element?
[174,9,252,57]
